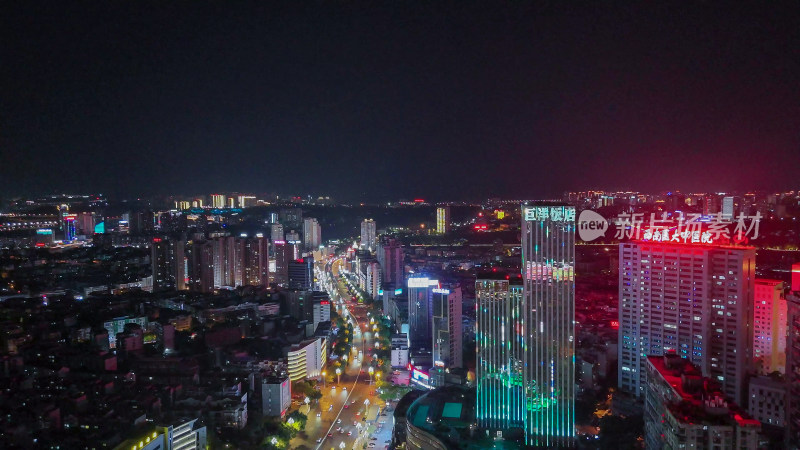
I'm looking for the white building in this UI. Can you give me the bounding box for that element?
[722,196,735,219]
[287,338,326,381]
[753,279,787,374]
[312,298,331,329]
[366,261,382,300]
[360,219,376,251]
[619,241,756,406]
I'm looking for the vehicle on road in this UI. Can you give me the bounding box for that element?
[337,419,342,424]
[317,412,321,417]
[316,438,323,443]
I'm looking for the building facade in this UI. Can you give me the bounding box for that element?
[432,285,462,369]
[753,279,786,374]
[618,241,756,406]
[360,219,376,251]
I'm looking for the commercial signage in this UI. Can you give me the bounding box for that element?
[432,288,450,295]
[524,206,576,222]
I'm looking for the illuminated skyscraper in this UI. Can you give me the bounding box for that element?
[722,195,735,219]
[476,278,526,435]
[436,206,450,234]
[753,279,786,374]
[618,241,756,406]
[303,217,322,251]
[407,276,436,352]
[360,219,376,251]
[270,223,284,242]
[432,284,462,369]
[477,204,576,447]
[376,238,404,285]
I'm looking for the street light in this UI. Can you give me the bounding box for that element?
[322,370,327,388]
[368,366,374,385]
[336,368,341,385]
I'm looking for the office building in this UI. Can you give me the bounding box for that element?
[753,279,786,374]
[432,284,462,369]
[436,206,450,234]
[519,204,575,446]
[619,241,756,406]
[476,279,526,434]
[476,203,576,447]
[360,219,376,251]
[407,276,436,352]
[644,354,760,450]
[61,206,77,241]
[151,237,186,290]
[303,217,322,251]
[211,194,226,209]
[261,376,291,417]
[288,256,314,290]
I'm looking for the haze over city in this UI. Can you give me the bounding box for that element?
[3,3,800,200]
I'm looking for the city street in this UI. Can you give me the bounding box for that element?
[289,257,390,450]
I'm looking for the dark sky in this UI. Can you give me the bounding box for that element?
[2,2,799,201]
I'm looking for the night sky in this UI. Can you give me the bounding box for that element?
[2,2,799,201]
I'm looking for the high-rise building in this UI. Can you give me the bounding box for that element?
[272,240,289,287]
[288,256,314,290]
[436,206,450,234]
[187,240,214,293]
[303,217,322,251]
[476,278,526,434]
[239,235,270,287]
[722,195,735,219]
[519,203,575,446]
[786,292,800,444]
[270,223,284,242]
[476,204,576,447]
[407,276,436,352]
[753,279,786,374]
[151,237,186,290]
[432,284,462,369]
[618,241,756,406]
[360,219,376,251]
[59,204,77,241]
[365,261,381,299]
[376,238,404,285]
[211,194,226,209]
[644,354,760,449]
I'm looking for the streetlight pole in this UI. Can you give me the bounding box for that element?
[322,371,326,388]
[368,366,374,385]
[336,368,341,385]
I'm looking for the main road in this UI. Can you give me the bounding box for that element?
[289,256,390,450]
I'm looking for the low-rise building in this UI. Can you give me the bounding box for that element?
[644,354,761,450]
